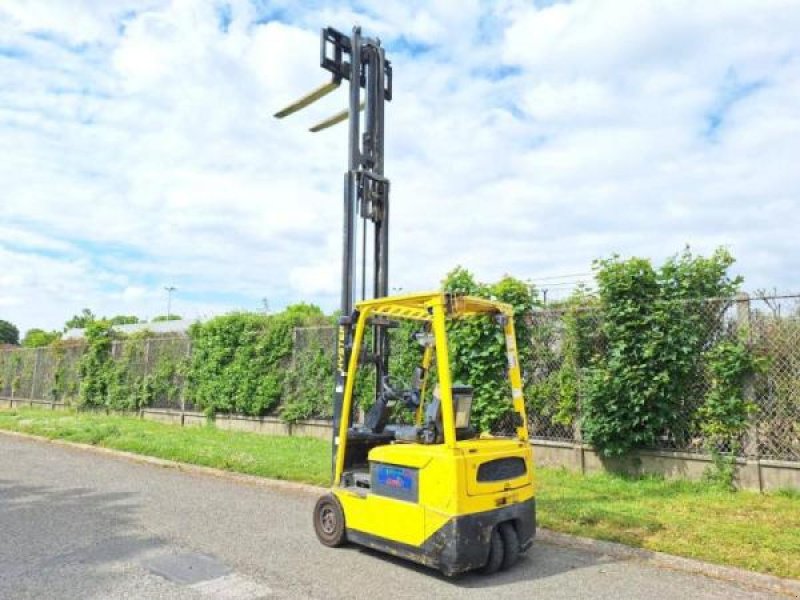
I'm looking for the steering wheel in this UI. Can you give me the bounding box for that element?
[381,374,409,401]
[381,375,420,410]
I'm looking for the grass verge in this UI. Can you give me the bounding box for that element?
[0,408,330,485]
[0,407,797,579]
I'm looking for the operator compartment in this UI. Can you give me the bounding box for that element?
[460,438,533,497]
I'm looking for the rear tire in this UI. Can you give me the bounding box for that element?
[479,527,504,575]
[313,494,346,547]
[499,521,520,570]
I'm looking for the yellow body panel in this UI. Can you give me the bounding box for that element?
[336,488,427,546]
[335,438,535,548]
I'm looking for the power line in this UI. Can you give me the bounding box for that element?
[533,281,593,288]
[527,272,593,282]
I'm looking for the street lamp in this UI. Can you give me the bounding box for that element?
[164,286,177,319]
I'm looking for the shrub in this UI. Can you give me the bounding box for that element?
[187,304,327,417]
[78,320,116,407]
[281,330,335,423]
[581,247,743,456]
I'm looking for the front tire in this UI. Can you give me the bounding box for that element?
[313,494,346,547]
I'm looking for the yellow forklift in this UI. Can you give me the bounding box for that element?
[275,26,535,576]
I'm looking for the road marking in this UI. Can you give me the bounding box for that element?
[191,573,273,598]
[141,551,274,598]
[141,551,230,585]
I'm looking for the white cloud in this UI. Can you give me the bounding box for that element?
[289,261,339,296]
[0,0,150,44]
[1,0,799,332]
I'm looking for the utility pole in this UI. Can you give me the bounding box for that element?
[164,286,177,319]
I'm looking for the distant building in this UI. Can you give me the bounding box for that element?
[63,318,198,340]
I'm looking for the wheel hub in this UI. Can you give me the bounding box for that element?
[320,506,337,534]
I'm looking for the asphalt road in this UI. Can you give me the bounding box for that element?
[0,433,783,599]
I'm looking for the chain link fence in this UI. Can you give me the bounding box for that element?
[525,294,800,461]
[524,306,604,442]
[749,295,800,461]
[525,299,726,451]
[108,336,192,411]
[2,294,798,462]
[0,342,84,403]
[0,337,191,409]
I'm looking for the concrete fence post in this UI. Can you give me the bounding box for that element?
[29,348,40,404]
[10,352,17,402]
[572,420,585,474]
[139,338,151,420]
[291,328,298,368]
[180,340,191,427]
[736,293,763,491]
[736,294,759,456]
[572,375,586,473]
[143,338,151,377]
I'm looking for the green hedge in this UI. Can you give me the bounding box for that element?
[75,304,333,417]
[78,325,188,411]
[17,250,766,465]
[581,248,749,456]
[186,304,329,416]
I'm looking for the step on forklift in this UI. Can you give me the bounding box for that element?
[275,26,535,576]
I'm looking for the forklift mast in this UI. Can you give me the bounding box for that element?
[274,26,393,471]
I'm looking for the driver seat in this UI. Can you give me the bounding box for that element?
[388,425,420,442]
[387,387,479,443]
[387,397,441,443]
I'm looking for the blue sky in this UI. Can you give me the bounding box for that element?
[1,0,800,333]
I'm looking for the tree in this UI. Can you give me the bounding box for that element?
[21,329,60,348]
[0,319,19,345]
[65,308,96,331]
[581,247,743,456]
[282,302,324,324]
[109,315,140,325]
[151,314,182,322]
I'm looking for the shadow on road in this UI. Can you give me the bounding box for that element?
[0,477,166,598]
[349,537,616,588]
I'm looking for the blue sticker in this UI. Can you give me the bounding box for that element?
[371,463,419,502]
[378,466,412,490]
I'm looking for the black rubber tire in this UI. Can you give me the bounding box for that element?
[313,494,346,547]
[499,521,520,571]
[479,527,504,575]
